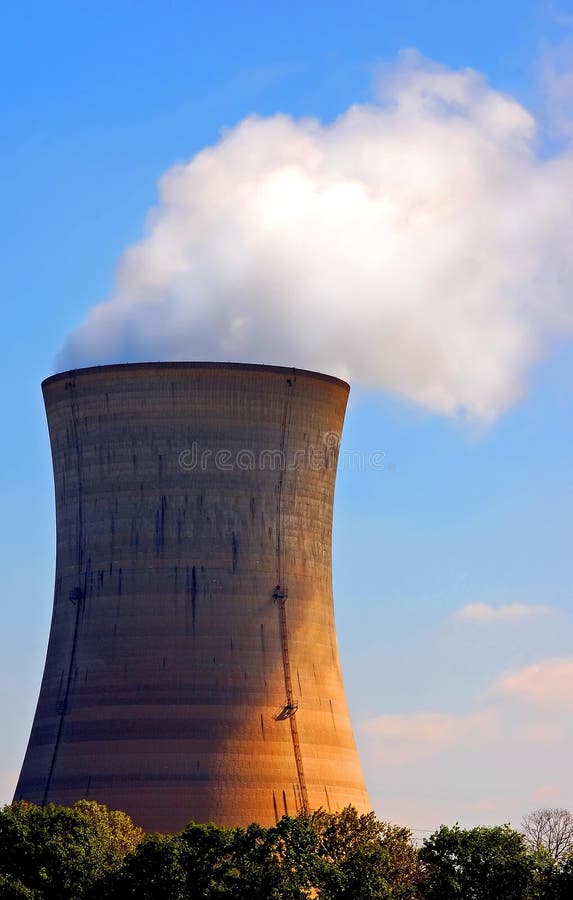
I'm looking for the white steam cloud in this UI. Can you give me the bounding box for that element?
[58,52,573,420]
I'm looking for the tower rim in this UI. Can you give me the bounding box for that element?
[42,361,350,392]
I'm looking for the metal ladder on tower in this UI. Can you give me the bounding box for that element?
[273,585,309,814]
[272,373,310,815]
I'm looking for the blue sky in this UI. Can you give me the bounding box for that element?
[1,0,573,832]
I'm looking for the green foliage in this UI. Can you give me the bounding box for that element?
[0,873,39,899]
[100,834,189,900]
[311,807,422,899]
[229,816,323,899]
[419,824,533,900]
[552,856,573,899]
[106,810,420,900]
[177,822,238,897]
[3,801,572,899]
[72,800,144,857]
[103,822,246,899]
[0,800,140,900]
[532,855,573,900]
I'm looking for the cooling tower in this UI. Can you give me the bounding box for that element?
[15,362,370,832]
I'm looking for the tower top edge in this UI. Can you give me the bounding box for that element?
[42,362,350,392]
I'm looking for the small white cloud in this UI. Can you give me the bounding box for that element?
[453,602,552,623]
[492,657,573,708]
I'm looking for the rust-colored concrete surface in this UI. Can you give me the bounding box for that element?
[15,362,370,832]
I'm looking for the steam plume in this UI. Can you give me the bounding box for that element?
[58,52,573,420]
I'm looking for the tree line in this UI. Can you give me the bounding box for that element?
[1,801,573,899]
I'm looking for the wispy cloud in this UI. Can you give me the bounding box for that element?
[530,783,560,805]
[362,710,494,765]
[361,654,573,828]
[491,657,573,708]
[452,602,552,623]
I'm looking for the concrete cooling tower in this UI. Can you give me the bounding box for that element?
[14,362,370,832]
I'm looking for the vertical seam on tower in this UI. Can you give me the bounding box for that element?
[42,382,85,805]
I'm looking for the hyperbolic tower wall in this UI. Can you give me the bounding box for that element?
[15,362,370,832]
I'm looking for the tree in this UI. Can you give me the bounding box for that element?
[419,824,533,900]
[0,801,122,900]
[73,800,144,857]
[101,834,188,900]
[522,809,573,863]
[105,816,323,899]
[177,822,237,897]
[229,816,323,899]
[104,822,240,900]
[0,873,38,899]
[550,856,573,899]
[310,806,422,899]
